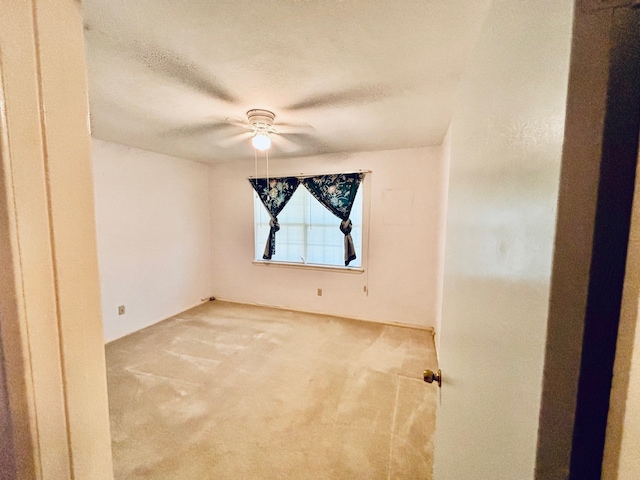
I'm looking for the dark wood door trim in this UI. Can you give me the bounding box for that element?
[536,5,640,480]
[569,6,640,478]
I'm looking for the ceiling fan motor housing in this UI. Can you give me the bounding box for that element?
[247,109,275,128]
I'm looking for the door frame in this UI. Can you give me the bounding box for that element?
[536,3,640,479]
[0,2,113,479]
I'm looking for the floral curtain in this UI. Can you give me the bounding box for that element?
[249,177,300,259]
[302,173,364,266]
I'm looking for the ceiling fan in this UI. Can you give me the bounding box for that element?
[84,29,397,152]
[168,108,323,154]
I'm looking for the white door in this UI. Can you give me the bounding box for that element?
[433,1,574,478]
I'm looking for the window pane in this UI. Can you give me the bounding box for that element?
[254,180,363,268]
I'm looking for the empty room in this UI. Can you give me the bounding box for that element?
[87,2,454,477]
[3,1,640,480]
[83,0,568,477]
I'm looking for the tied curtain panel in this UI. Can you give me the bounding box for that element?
[249,177,300,259]
[301,173,363,266]
[249,172,364,266]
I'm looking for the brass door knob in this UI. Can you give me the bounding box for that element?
[423,369,442,388]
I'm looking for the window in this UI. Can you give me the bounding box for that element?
[254,184,364,268]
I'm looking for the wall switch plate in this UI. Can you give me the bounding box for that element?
[317,288,322,296]
[118,305,125,315]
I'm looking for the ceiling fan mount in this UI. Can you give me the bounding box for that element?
[247,109,276,130]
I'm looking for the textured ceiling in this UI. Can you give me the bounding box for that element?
[84,1,491,163]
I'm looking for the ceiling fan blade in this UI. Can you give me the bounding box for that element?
[271,134,301,153]
[284,84,395,111]
[279,132,327,150]
[224,116,253,130]
[218,131,253,148]
[85,26,239,104]
[134,42,239,104]
[272,121,314,135]
[165,121,236,137]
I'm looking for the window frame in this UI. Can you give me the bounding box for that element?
[251,172,370,273]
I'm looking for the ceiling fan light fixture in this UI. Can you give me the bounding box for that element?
[247,109,275,151]
[252,132,271,151]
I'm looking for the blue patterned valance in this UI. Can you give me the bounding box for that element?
[249,172,365,266]
[301,173,363,221]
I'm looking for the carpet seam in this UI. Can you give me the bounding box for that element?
[388,374,401,480]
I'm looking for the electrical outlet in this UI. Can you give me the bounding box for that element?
[317,288,322,297]
[118,305,125,315]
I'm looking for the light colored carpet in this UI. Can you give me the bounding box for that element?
[106,301,438,479]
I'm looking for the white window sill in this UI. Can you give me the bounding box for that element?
[252,260,364,274]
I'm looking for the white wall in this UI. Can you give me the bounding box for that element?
[209,146,448,328]
[434,0,573,479]
[92,139,213,342]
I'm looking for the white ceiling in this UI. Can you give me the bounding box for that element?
[83,1,490,163]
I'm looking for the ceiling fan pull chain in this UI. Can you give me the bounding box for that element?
[267,149,278,198]
[254,147,258,189]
